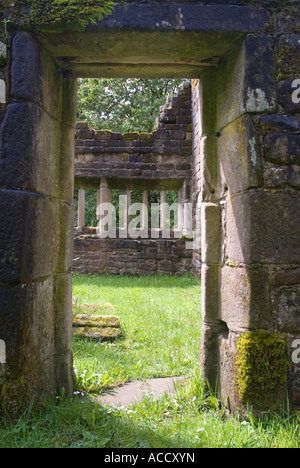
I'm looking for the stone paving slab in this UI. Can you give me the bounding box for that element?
[97,376,187,407]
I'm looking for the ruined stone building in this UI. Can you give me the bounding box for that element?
[0,0,299,417]
[73,81,196,277]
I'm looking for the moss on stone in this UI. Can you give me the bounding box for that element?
[139,132,154,142]
[277,45,300,80]
[73,313,120,328]
[234,330,289,411]
[0,0,121,33]
[123,132,140,141]
[73,326,121,340]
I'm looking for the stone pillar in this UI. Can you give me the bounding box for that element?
[177,184,184,236]
[118,188,131,238]
[178,180,192,237]
[142,189,149,231]
[0,32,76,416]
[77,189,85,228]
[160,188,166,233]
[197,31,300,416]
[126,188,131,229]
[97,178,113,237]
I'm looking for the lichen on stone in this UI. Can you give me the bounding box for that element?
[234,330,289,411]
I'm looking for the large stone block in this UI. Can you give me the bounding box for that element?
[53,273,74,395]
[0,277,56,412]
[278,79,300,114]
[0,102,61,197]
[201,264,220,323]
[260,114,299,133]
[216,35,276,130]
[200,322,223,392]
[218,331,239,412]
[220,265,271,332]
[11,32,63,121]
[0,190,59,283]
[277,34,300,81]
[218,116,263,195]
[201,203,222,265]
[226,191,300,265]
[263,133,300,166]
[11,32,42,104]
[272,286,300,334]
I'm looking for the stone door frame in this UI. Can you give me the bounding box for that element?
[0,2,299,416]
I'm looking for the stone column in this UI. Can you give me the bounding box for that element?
[178,180,192,237]
[126,188,131,229]
[0,32,76,416]
[118,188,131,239]
[160,188,166,233]
[97,178,113,237]
[77,189,85,228]
[142,189,149,231]
[197,32,300,416]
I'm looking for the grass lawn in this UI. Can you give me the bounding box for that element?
[72,274,202,393]
[0,274,299,448]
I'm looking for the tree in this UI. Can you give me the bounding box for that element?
[75,78,186,228]
[77,78,186,133]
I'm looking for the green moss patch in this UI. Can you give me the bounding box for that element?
[277,45,300,81]
[73,314,120,328]
[234,330,289,411]
[1,0,120,33]
[72,302,121,341]
[73,326,121,341]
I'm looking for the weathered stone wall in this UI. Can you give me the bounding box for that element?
[74,82,194,277]
[1,0,300,417]
[197,6,300,415]
[74,81,192,191]
[73,229,192,276]
[0,31,76,415]
[191,80,202,276]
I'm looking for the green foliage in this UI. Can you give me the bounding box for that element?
[74,188,179,229]
[1,0,119,32]
[77,78,186,133]
[74,189,97,227]
[234,330,289,411]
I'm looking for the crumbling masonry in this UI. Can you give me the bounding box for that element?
[73,81,195,277]
[0,1,299,417]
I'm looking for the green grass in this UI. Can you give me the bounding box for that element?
[0,274,300,448]
[0,373,299,448]
[72,274,202,393]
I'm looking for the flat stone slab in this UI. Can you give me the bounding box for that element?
[73,326,121,340]
[72,310,121,341]
[73,314,120,328]
[97,376,186,407]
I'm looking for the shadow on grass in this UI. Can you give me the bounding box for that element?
[72,274,201,290]
[0,394,199,448]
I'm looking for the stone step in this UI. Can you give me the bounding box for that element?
[72,309,121,341]
[73,314,120,328]
[73,326,121,341]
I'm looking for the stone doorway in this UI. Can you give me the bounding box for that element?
[0,2,299,416]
